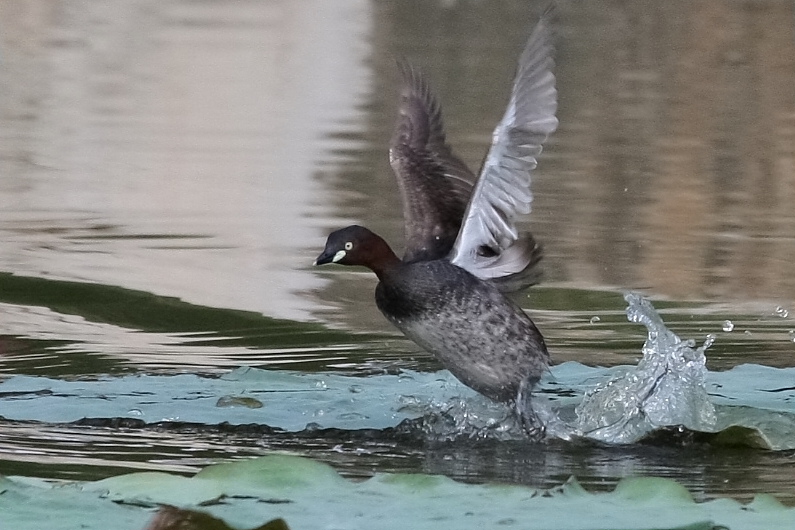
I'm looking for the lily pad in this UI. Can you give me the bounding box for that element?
[2,363,794,449]
[2,455,794,530]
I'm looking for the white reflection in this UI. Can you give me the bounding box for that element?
[0,0,373,321]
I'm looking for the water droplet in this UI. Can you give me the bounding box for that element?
[589,316,601,324]
[789,330,795,343]
[703,334,716,349]
[127,408,143,416]
[314,380,327,389]
[722,320,734,332]
[774,306,789,318]
[348,385,363,394]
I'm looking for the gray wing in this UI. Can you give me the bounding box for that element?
[389,61,477,263]
[449,8,558,281]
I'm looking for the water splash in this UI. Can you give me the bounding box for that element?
[562,293,717,444]
[420,397,524,441]
[401,293,722,444]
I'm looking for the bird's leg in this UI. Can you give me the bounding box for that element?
[515,376,545,441]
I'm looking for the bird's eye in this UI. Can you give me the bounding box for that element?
[344,242,353,251]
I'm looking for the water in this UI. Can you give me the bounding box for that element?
[568,293,717,444]
[1,0,795,511]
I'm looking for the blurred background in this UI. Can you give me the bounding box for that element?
[1,0,793,327]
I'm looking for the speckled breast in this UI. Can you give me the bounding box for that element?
[374,260,549,403]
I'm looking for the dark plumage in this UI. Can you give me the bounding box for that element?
[315,8,558,437]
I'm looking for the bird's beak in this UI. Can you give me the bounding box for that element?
[313,249,335,266]
[314,247,348,266]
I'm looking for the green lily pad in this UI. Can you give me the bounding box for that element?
[1,363,794,449]
[2,455,794,530]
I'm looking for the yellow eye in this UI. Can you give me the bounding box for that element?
[344,242,353,250]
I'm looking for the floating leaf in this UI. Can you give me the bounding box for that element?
[2,455,794,530]
[216,396,264,409]
[1,363,794,448]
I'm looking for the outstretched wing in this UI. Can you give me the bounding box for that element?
[389,61,477,263]
[449,8,558,284]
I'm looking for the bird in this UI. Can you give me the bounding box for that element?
[314,7,558,437]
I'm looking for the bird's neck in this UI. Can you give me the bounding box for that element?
[368,242,402,282]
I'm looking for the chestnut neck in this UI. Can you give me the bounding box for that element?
[362,233,402,281]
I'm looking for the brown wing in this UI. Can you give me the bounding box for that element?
[388,61,477,263]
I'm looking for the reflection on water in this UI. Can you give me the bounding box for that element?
[0,0,371,321]
[555,0,795,301]
[3,419,795,504]
[311,0,795,334]
[0,272,394,376]
[1,0,795,513]
[1,1,793,325]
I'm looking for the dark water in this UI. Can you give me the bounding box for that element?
[1,0,794,506]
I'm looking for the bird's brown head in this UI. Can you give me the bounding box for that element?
[314,225,399,275]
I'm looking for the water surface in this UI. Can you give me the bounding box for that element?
[1,0,794,509]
